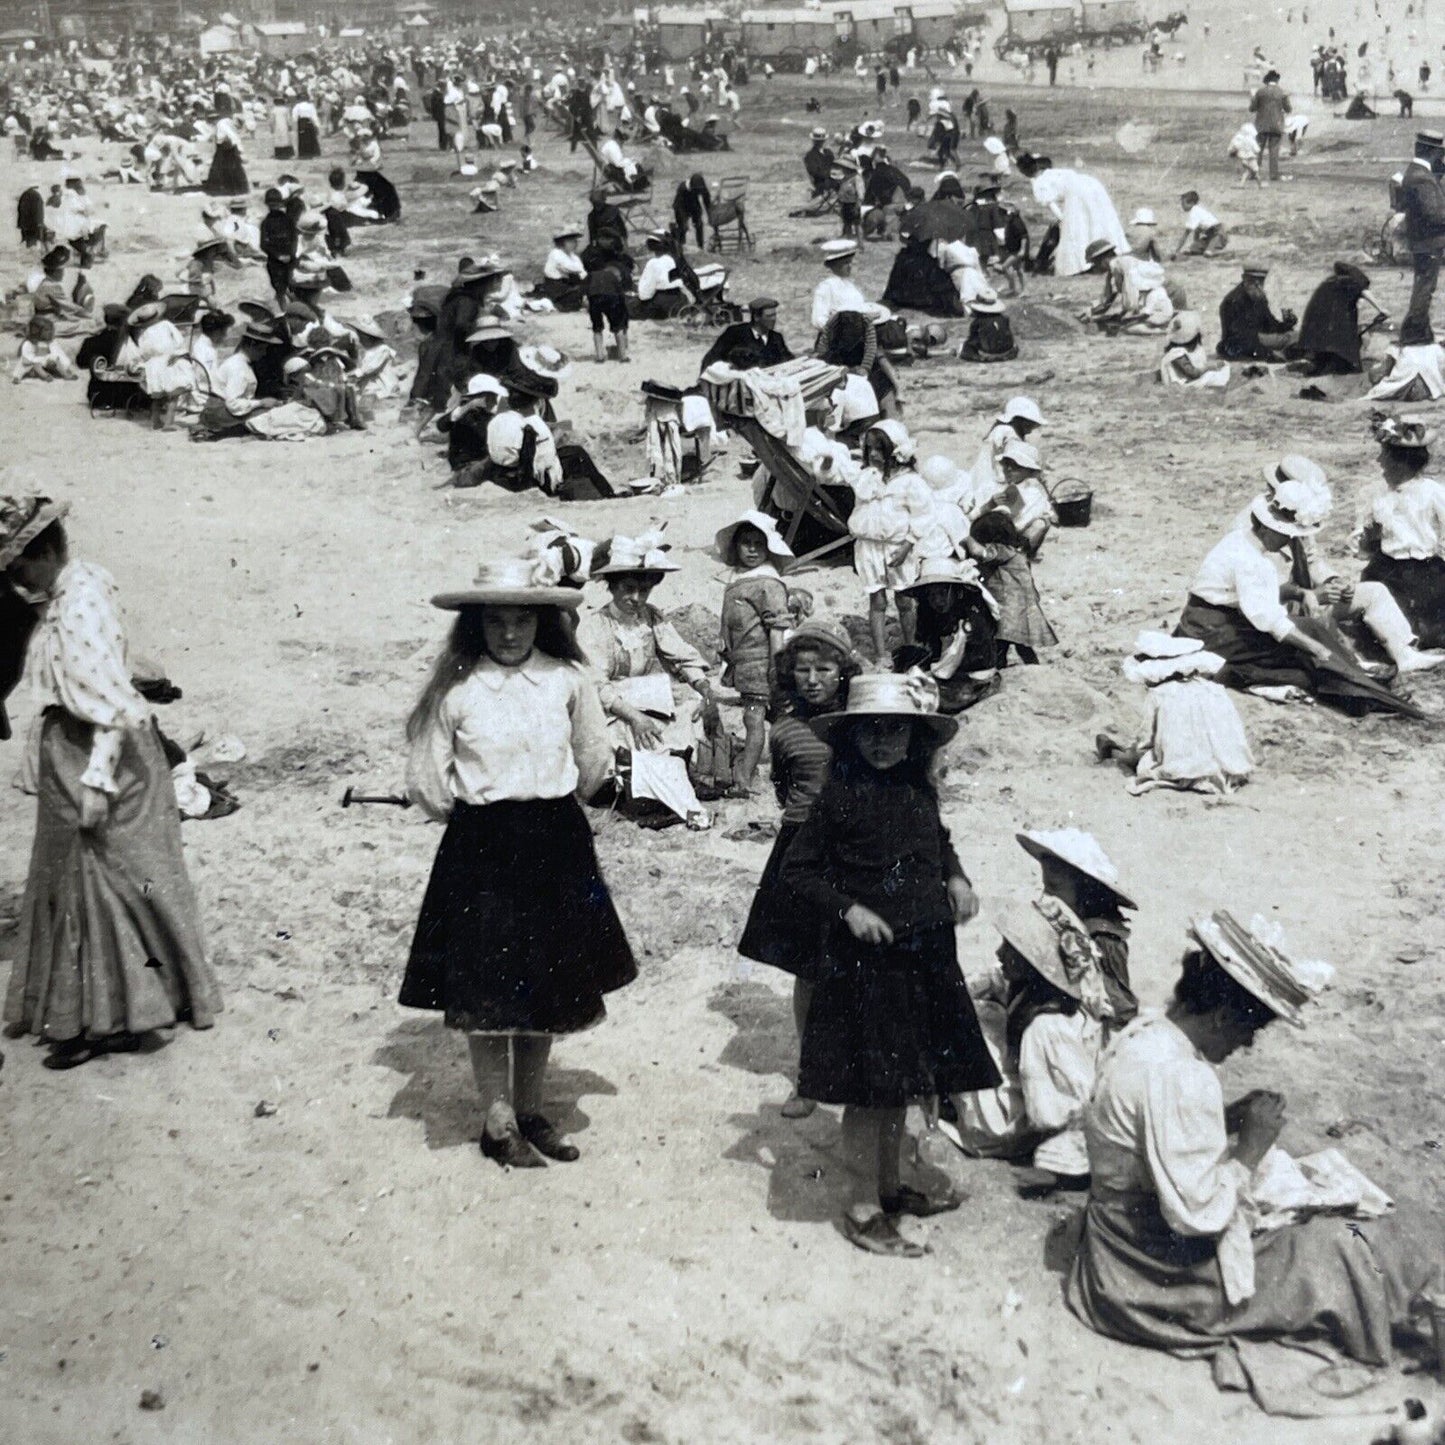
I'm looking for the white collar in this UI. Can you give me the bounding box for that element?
[475,653,545,689]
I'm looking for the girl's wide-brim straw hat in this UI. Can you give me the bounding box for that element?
[1016,827,1136,909]
[0,493,69,568]
[811,670,959,744]
[996,901,1084,1001]
[432,556,583,611]
[1188,910,1313,1028]
[714,509,794,563]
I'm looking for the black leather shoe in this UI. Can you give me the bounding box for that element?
[517,1113,580,1163]
[480,1123,547,1169]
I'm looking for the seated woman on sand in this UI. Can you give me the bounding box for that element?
[1175,458,1422,716]
[1067,913,1442,1401]
[1284,262,1386,376]
[577,531,719,826]
[1367,316,1445,402]
[1080,240,1174,335]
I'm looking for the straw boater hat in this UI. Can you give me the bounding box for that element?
[432,555,584,611]
[1188,911,1314,1028]
[593,529,679,580]
[996,902,1084,1001]
[0,494,69,569]
[1251,456,1331,536]
[1016,827,1136,909]
[820,238,858,266]
[811,670,959,744]
[970,285,1006,316]
[714,509,793,564]
[809,126,827,140]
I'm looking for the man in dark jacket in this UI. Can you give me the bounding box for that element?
[1217,261,1297,360]
[698,297,794,371]
[803,128,837,198]
[1399,130,1445,340]
[1249,69,1291,182]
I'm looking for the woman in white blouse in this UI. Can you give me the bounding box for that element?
[1360,417,1445,651]
[402,556,635,1169]
[1,498,220,1069]
[1068,913,1436,1382]
[1176,466,1421,716]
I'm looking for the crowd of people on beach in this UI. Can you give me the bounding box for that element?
[5,20,1445,1423]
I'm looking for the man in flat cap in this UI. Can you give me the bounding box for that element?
[1217,260,1298,361]
[699,297,794,372]
[1400,130,1445,339]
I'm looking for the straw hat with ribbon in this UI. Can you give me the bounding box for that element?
[593,528,679,580]
[1016,827,1136,910]
[1251,456,1332,537]
[996,901,1084,1001]
[0,494,70,569]
[811,669,959,744]
[1188,911,1320,1029]
[432,553,583,611]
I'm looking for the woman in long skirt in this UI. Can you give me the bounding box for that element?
[203,117,249,198]
[402,556,636,1167]
[1,498,221,1068]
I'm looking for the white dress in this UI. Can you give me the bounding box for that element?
[1031,167,1130,277]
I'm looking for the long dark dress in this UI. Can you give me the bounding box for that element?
[17,185,45,247]
[296,117,321,159]
[1284,265,1370,373]
[400,797,636,1033]
[356,170,401,221]
[882,238,962,315]
[1361,553,1445,648]
[203,137,249,197]
[782,761,1000,1107]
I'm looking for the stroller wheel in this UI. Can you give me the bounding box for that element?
[677,303,704,328]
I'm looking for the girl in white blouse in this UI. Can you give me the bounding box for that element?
[401,557,635,1169]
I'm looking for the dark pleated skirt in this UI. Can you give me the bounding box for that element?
[1361,553,1445,649]
[296,118,321,159]
[797,921,1001,1107]
[203,140,248,197]
[399,796,636,1033]
[738,822,826,980]
[4,711,222,1042]
[1175,597,1421,717]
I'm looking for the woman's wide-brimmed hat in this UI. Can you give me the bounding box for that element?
[347,314,386,342]
[517,344,572,382]
[1016,827,1136,909]
[811,670,959,744]
[1252,456,1331,536]
[819,237,858,263]
[126,301,165,326]
[905,554,984,593]
[969,285,1006,315]
[456,256,504,284]
[1375,413,1436,453]
[432,555,584,611]
[1188,910,1314,1029]
[714,509,794,564]
[996,902,1083,1001]
[593,528,679,578]
[0,493,70,569]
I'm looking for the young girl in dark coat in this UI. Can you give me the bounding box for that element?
[781,672,1000,1256]
[738,619,861,1118]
